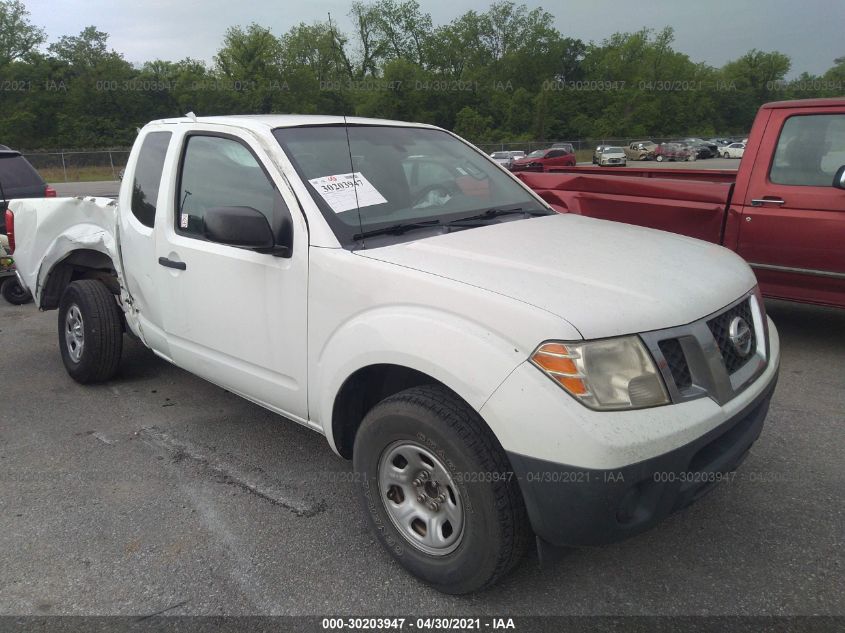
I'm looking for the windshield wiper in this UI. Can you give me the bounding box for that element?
[353,219,442,241]
[446,206,553,226]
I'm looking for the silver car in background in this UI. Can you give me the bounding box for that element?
[489,150,526,169]
[597,146,627,166]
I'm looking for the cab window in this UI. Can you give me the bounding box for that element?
[176,135,286,241]
[131,131,171,228]
[770,114,845,186]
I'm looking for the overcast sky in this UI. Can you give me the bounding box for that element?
[24,0,845,77]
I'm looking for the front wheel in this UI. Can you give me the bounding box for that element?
[1,278,33,305]
[655,155,664,162]
[353,385,530,594]
[58,279,123,383]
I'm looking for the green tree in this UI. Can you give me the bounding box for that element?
[0,0,45,66]
[215,23,284,113]
[452,106,493,143]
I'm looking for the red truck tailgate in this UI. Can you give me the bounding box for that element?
[518,171,734,243]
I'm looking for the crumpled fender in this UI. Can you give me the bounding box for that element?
[9,196,125,307]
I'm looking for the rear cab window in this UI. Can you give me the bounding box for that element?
[131,131,172,228]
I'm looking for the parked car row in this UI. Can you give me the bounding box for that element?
[490,134,748,172]
[592,137,748,163]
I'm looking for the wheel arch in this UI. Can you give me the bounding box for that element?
[39,247,120,310]
[331,363,446,459]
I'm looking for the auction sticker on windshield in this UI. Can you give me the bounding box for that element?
[308,172,387,213]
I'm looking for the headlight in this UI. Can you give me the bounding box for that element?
[530,337,670,410]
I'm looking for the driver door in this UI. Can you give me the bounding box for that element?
[155,130,309,421]
[737,108,845,308]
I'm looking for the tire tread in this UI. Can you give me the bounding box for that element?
[374,385,531,591]
[59,279,123,383]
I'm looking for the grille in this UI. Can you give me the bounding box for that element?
[658,338,692,390]
[707,299,757,374]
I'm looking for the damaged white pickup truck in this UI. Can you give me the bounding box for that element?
[7,115,780,593]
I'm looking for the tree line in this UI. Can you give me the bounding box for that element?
[0,0,843,150]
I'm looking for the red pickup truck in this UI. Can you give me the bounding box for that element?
[518,98,845,309]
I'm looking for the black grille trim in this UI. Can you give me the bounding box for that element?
[707,299,757,374]
[658,338,692,390]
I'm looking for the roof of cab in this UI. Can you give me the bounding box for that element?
[761,97,845,110]
[146,114,440,132]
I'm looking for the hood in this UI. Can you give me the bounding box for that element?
[356,214,757,340]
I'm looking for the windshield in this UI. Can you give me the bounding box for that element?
[491,152,509,159]
[273,125,544,246]
[527,150,545,158]
[605,147,623,153]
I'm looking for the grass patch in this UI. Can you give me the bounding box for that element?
[38,166,122,183]
[575,149,594,164]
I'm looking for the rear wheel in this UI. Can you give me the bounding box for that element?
[58,280,123,383]
[1,278,32,305]
[655,155,664,162]
[353,385,530,594]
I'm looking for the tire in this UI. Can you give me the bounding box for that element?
[1,278,33,305]
[353,385,531,594]
[58,279,123,383]
[655,155,664,162]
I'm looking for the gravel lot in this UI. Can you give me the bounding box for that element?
[0,297,842,617]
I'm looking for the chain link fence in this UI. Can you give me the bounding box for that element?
[21,135,748,182]
[21,149,131,182]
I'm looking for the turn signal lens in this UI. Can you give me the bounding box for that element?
[531,343,588,397]
[530,337,670,411]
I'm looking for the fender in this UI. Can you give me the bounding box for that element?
[311,304,577,455]
[10,197,125,307]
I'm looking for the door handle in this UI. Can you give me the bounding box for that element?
[751,198,785,206]
[158,257,186,270]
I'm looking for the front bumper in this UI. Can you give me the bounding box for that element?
[507,371,777,547]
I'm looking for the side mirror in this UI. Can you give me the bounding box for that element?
[203,206,288,255]
[834,165,845,190]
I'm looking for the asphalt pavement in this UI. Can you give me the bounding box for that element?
[0,297,842,616]
[52,181,120,198]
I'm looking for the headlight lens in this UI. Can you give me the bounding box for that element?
[530,337,670,410]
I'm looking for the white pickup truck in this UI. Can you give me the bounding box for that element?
[7,115,780,593]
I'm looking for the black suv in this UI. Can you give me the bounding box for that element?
[0,146,55,213]
[1,145,53,304]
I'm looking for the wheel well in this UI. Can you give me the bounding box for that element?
[40,249,119,310]
[332,364,442,459]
